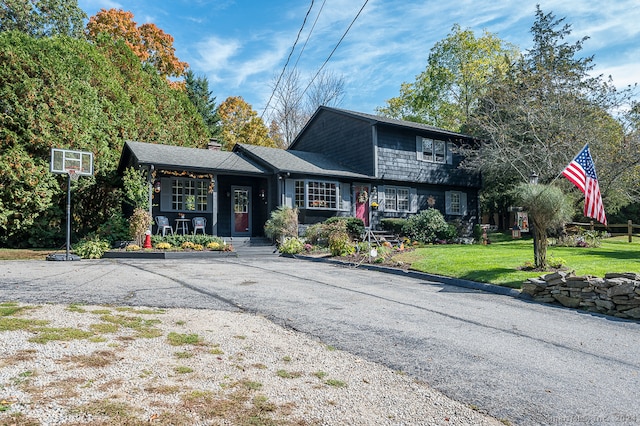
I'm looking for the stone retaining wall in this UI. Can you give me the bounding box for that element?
[522,272,640,320]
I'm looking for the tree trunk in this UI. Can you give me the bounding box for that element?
[534,227,547,269]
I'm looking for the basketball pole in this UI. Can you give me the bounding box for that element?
[66,172,71,260]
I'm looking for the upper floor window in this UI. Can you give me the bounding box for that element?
[420,137,447,163]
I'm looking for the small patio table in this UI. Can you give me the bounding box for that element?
[175,218,190,235]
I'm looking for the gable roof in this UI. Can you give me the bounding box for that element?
[290,106,472,149]
[235,143,372,180]
[119,141,268,175]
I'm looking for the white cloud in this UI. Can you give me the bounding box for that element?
[194,36,242,75]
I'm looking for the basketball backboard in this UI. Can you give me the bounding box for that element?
[50,148,93,176]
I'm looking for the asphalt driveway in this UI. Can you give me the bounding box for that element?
[1,256,639,425]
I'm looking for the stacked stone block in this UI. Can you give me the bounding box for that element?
[522,272,640,319]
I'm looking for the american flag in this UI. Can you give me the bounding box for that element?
[562,144,607,225]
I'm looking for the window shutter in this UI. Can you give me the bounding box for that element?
[460,192,468,216]
[284,179,294,208]
[377,185,385,211]
[341,183,351,211]
[410,188,418,213]
[447,142,453,165]
[445,191,452,215]
[160,178,172,211]
[416,136,423,161]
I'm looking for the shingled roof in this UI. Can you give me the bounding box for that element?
[119,141,268,175]
[290,106,472,149]
[235,143,372,180]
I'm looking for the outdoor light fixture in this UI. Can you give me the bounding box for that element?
[154,180,161,193]
[529,172,539,185]
[258,188,266,200]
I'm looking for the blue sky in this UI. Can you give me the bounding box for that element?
[78,0,640,119]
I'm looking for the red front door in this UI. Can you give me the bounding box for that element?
[232,187,251,236]
[355,185,369,227]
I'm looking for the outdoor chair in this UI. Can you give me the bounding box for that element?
[192,216,206,235]
[155,216,174,236]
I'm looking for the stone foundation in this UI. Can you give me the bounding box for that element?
[522,272,640,320]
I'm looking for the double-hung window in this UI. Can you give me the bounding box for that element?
[445,191,467,216]
[419,137,447,163]
[384,186,410,212]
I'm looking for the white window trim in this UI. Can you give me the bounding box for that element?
[295,179,341,210]
[416,136,453,164]
[445,191,467,216]
[382,185,412,212]
[163,177,212,213]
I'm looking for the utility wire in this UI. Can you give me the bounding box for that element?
[261,0,315,119]
[292,0,327,71]
[299,0,369,101]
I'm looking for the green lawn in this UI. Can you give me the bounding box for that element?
[394,235,640,289]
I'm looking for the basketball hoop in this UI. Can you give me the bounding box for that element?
[68,169,80,181]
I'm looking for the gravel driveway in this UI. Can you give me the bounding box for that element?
[2,256,639,425]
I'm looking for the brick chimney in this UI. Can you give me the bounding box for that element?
[207,138,222,150]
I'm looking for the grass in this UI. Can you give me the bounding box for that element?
[394,235,640,288]
[0,248,55,261]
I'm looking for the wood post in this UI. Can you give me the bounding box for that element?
[628,220,633,243]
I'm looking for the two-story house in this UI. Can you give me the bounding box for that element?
[118,106,481,237]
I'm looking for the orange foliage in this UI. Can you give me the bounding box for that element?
[86,9,188,80]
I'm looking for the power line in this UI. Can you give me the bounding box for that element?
[299,0,369,101]
[261,0,315,119]
[293,0,327,71]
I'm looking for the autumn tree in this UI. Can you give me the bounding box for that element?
[185,70,221,138]
[218,96,275,150]
[86,8,188,80]
[0,0,86,38]
[377,24,518,132]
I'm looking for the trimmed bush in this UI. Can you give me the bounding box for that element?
[381,218,406,236]
[403,208,450,244]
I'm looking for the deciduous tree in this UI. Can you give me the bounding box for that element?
[377,24,517,132]
[218,96,275,150]
[86,8,188,80]
[463,7,636,216]
[0,0,86,38]
[268,69,345,147]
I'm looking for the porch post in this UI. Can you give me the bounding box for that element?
[147,165,154,232]
[211,174,218,236]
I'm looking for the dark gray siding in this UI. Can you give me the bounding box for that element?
[376,126,480,188]
[293,109,375,175]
